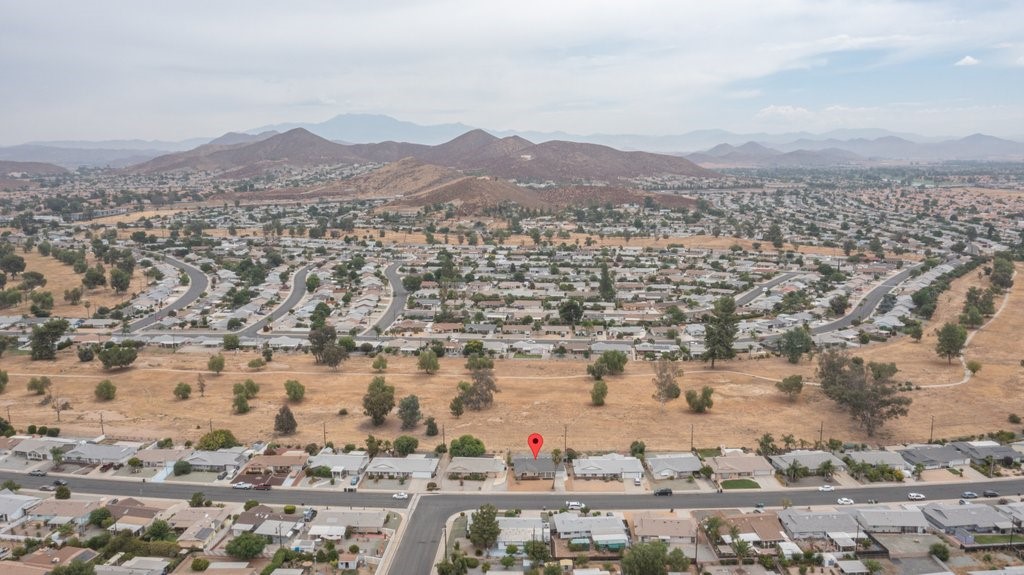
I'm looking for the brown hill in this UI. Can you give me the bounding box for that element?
[132,128,363,175]
[0,160,69,176]
[387,175,548,214]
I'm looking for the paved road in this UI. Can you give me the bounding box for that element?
[735,271,802,307]
[129,254,209,332]
[239,264,312,337]
[7,468,1022,575]
[809,263,921,335]
[366,262,407,336]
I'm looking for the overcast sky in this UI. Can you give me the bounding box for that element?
[3,0,1024,144]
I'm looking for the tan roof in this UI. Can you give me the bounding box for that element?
[169,506,232,529]
[707,454,774,474]
[133,448,193,463]
[30,498,99,519]
[719,511,786,543]
[632,512,696,539]
[246,454,308,466]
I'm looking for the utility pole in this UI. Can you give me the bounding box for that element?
[6,406,10,427]
[322,421,327,446]
[209,419,213,433]
[818,421,824,446]
[690,424,694,452]
[929,415,935,443]
[99,413,105,435]
[441,424,446,448]
[564,424,568,454]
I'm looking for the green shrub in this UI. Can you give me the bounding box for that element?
[191,557,210,571]
[283,504,296,514]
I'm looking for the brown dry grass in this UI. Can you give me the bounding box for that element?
[3,264,1019,453]
[10,251,147,317]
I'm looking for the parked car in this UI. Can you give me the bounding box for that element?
[836,497,855,505]
[350,476,360,486]
[961,491,979,499]
[392,492,409,500]
[908,492,926,500]
[818,485,835,492]
[231,482,253,490]
[39,485,56,492]
[654,488,673,496]
[99,463,114,472]
[983,490,1000,497]
[28,470,47,477]
[52,479,68,486]
[216,471,228,480]
[253,483,272,490]
[565,501,584,510]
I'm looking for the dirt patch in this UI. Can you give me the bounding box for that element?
[9,250,147,317]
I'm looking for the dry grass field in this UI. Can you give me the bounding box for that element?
[9,251,148,317]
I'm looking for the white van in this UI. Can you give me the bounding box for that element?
[633,476,642,486]
[565,501,584,510]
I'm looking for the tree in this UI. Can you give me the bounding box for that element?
[591,379,608,406]
[935,322,968,364]
[274,404,297,435]
[816,351,912,436]
[394,435,419,456]
[188,492,208,507]
[191,558,210,572]
[321,343,348,369]
[233,379,259,399]
[197,429,240,450]
[776,375,804,401]
[425,416,439,436]
[621,540,668,575]
[110,268,131,294]
[767,222,784,248]
[88,507,112,526]
[598,262,616,302]
[398,395,422,430]
[685,386,715,413]
[651,359,681,409]
[308,325,338,364]
[173,382,192,400]
[173,460,192,476]
[30,318,69,360]
[233,394,250,414]
[226,532,267,560]
[55,485,71,499]
[372,355,388,372]
[524,539,551,563]
[49,561,94,575]
[450,434,486,457]
[418,349,440,374]
[284,379,305,402]
[779,327,813,363]
[967,360,982,374]
[558,298,583,326]
[363,376,395,426]
[930,542,950,561]
[785,459,808,482]
[305,273,321,293]
[51,446,65,468]
[449,396,464,418]
[468,504,501,551]
[94,379,117,401]
[0,253,26,276]
[97,344,138,370]
[703,296,737,368]
[666,547,690,571]
[222,334,240,351]
[63,287,83,305]
[208,354,225,374]
[817,459,836,480]
[27,376,52,395]
[146,518,172,541]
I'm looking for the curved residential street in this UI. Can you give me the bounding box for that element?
[128,254,209,332]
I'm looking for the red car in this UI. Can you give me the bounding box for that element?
[253,483,272,490]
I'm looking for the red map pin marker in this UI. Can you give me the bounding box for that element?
[528,433,544,459]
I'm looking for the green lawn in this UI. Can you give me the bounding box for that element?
[697,448,722,458]
[720,479,760,489]
[973,534,1019,544]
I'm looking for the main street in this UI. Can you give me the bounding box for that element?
[128,254,209,331]
[5,469,1024,574]
[239,264,313,337]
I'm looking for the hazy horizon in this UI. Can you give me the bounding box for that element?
[3,1,1024,145]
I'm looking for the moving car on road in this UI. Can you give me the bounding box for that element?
[961,491,979,499]
[983,490,1000,497]
[392,492,409,500]
[837,497,855,505]
[28,470,46,477]
[818,485,835,492]
[908,492,926,500]
[231,482,253,490]
[52,479,68,486]
[654,488,673,496]
[253,483,272,490]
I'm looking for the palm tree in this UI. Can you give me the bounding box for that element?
[757,433,777,456]
[817,460,836,480]
[704,516,723,545]
[785,460,808,483]
[734,539,752,561]
[781,434,796,452]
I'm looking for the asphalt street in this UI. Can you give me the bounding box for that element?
[6,469,1024,574]
[367,262,407,336]
[128,254,209,331]
[239,264,312,337]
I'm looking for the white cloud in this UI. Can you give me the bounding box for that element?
[756,105,815,122]
[954,55,980,66]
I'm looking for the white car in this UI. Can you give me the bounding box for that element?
[836,497,855,505]
[818,485,835,492]
[392,492,409,500]
[231,482,253,490]
[908,492,926,501]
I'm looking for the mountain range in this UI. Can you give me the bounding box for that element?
[2,114,1023,168]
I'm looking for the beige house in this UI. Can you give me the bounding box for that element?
[632,512,696,544]
[706,453,774,481]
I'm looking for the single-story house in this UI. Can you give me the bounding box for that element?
[106,498,163,534]
[241,454,308,476]
[512,456,561,480]
[134,448,194,468]
[11,437,73,461]
[306,450,370,478]
[551,512,629,550]
[714,511,787,549]
[232,505,295,537]
[769,450,847,475]
[844,450,912,474]
[30,498,101,528]
[949,441,1023,465]
[63,443,138,466]
[446,457,506,477]
[632,512,696,544]
[184,448,248,473]
[706,453,774,481]
[96,557,170,575]
[364,455,438,479]
[855,509,929,534]
[922,503,1013,534]
[778,509,860,539]
[254,517,303,544]
[493,516,549,556]
[0,488,40,522]
[572,453,644,481]
[899,445,971,470]
[646,453,702,479]
[308,510,388,539]
[173,507,233,550]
